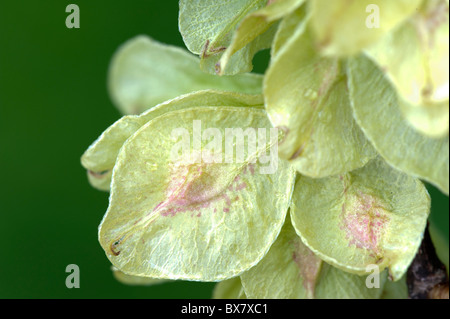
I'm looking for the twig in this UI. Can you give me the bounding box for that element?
[407,224,449,299]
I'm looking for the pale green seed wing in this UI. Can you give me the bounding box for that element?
[111,266,168,286]
[86,170,113,192]
[397,99,449,138]
[315,264,387,299]
[290,158,430,281]
[264,23,376,178]
[82,117,145,177]
[179,0,274,75]
[109,35,263,114]
[81,90,264,191]
[347,55,449,195]
[213,277,246,299]
[99,107,295,281]
[241,217,386,298]
[271,4,308,57]
[240,217,322,298]
[237,287,247,298]
[365,0,449,106]
[310,0,422,56]
[365,0,449,137]
[216,0,305,75]
[380,276,408,299]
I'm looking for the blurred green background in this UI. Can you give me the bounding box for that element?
[0,1,447,299]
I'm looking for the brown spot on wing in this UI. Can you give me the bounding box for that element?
[88,170,110,178]
[289,143,305,160]
[110,239,122,256]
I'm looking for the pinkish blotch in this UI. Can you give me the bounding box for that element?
[291,239,322,298]
[340,191,390,256]
[153,155,256,218]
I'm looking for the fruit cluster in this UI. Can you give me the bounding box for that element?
[81,0,449,298]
